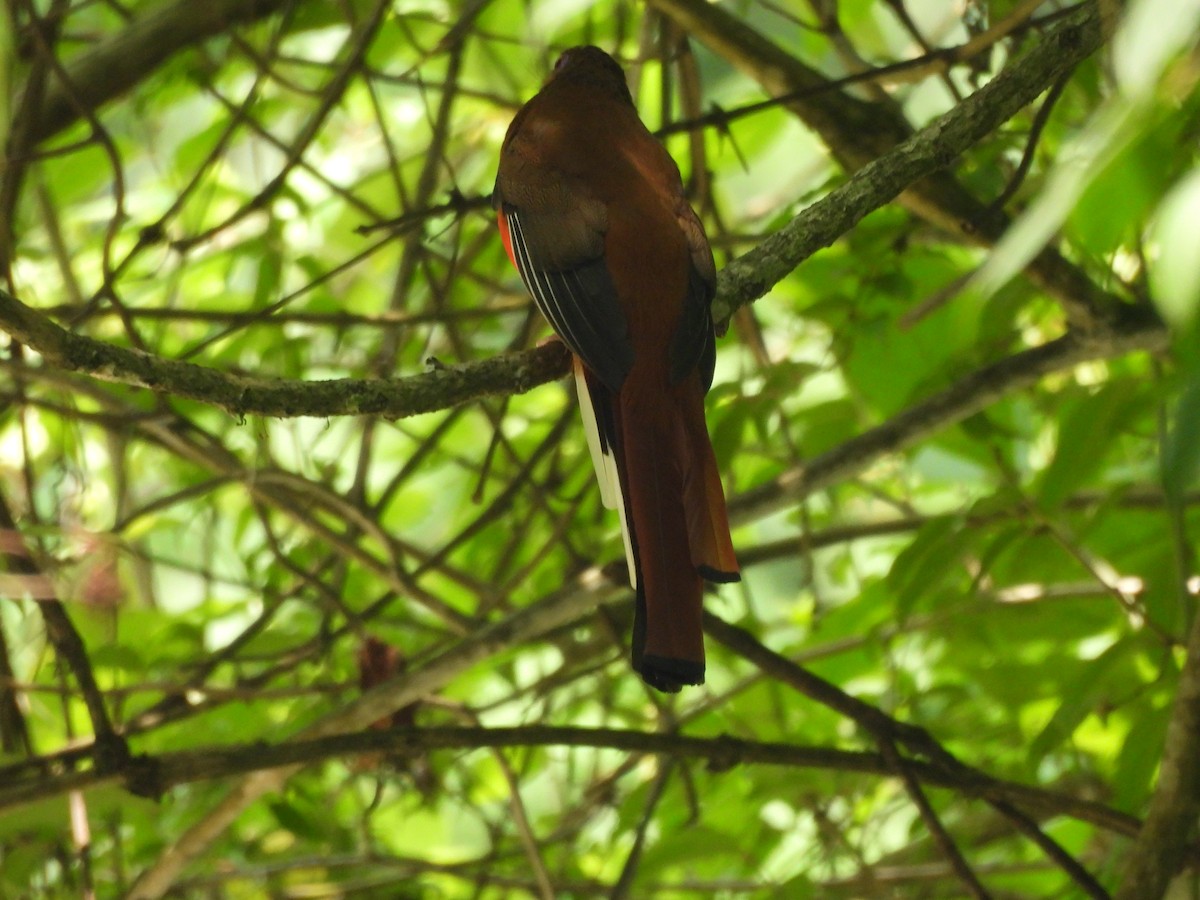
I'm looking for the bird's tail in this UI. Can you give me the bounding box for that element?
[598,372,739,691]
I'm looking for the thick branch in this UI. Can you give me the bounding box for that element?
[654,0,1120,329]
[0,285,571,418]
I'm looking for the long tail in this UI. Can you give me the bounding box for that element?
[593,371,738,692]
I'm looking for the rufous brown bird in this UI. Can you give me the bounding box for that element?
[493,46,739,692]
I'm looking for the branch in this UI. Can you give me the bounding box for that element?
[738,487,1200,565]
[1114,601,1200,898]
[124,571,621,899]
[0,493,128,773]
[657,0,1113,328]
[706,611,1113,898]
[0,285,571,418]
[0,723,1142,846]
[992,799,1110,899]
[704,612,952,761]
[730,312,1167,523]
[0,2,1162,423]
[653,0,1120,329]
[877,740,992,899]
[19,0,294,145]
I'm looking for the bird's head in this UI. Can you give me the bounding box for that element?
[548,46,634,107]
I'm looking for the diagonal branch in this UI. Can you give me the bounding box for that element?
[652,0,1120,330]
[730,313,1167,523]
[878,740,992,900]
[708,1,1113,324]
[708,613,992,895]
[992,799,1110,899]
[18,0,296,145]
[0,492,128,773]
[706,611,1111,898]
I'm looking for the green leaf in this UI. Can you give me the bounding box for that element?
[1037,383,1136,508]
[885,517,972,620]
[1113,696,1170,810]
[1162,378,1200,498]
[1112,0,1200,98]
[1028,637,1140,763]
[1149,167,1200,332]
[267,796,330,842]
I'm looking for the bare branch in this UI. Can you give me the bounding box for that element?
[20,0,294,144]
[0,285,572,418]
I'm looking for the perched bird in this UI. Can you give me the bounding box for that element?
[493,46,739,692]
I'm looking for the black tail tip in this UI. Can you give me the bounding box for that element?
[698,565,741,584]
[636,655,704,693]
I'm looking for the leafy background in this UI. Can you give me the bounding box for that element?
[1,0,1199,897]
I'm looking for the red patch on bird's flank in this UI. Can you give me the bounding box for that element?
[497,211,517,270]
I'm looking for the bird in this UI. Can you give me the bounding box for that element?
[493,45,739,692]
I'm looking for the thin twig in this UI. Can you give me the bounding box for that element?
[877,740,991,900]
[0,493,128,773]
[990,799,1111,900]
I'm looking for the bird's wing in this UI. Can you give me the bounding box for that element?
[496,202,633,395]
[492,186,638,585]
[668,192,718,391]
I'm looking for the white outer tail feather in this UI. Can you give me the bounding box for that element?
[572,359,637,589]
